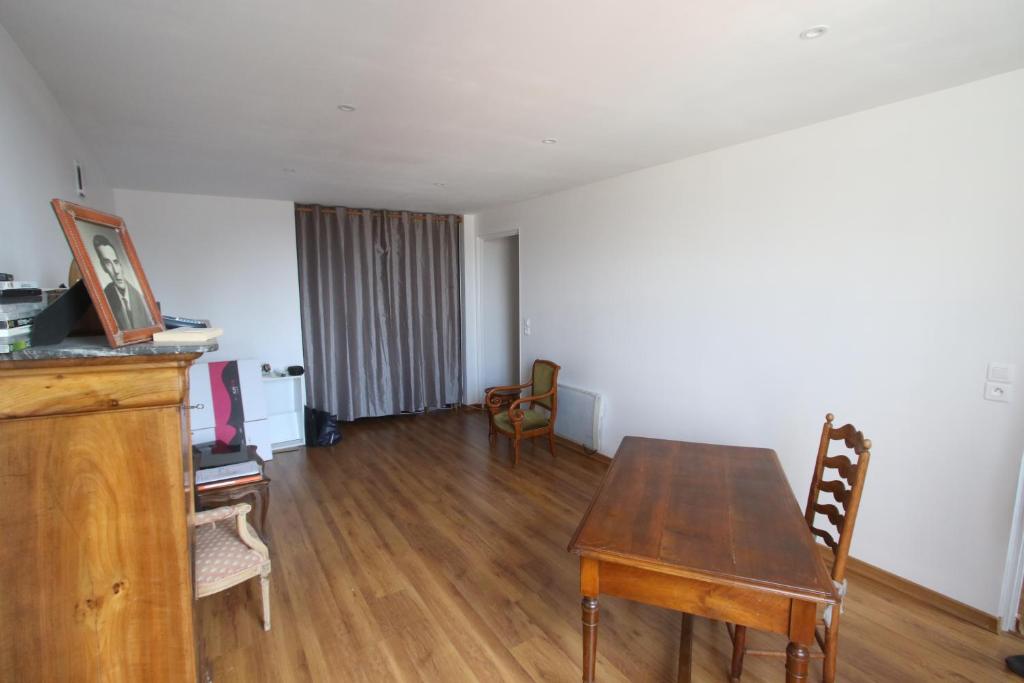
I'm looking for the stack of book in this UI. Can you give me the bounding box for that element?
[0,274,45,353]
[194,441,263,492]
[152,326,223,345]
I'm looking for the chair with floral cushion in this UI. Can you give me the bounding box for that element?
[193,502,272,630]
[485,359,561,466]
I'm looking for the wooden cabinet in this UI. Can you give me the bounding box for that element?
[0,348,206,682]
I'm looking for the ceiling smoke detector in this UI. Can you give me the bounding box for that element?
[337,104,356,112]
[799,25,829,40]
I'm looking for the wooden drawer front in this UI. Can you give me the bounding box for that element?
[598,561,793,636]
[0,365,186,419]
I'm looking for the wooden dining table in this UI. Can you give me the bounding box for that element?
[568,437,837,682]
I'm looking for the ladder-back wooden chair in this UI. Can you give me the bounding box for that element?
[728,413,872,683]
[485,359,561,466]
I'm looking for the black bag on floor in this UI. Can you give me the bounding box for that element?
[304,406,342,447]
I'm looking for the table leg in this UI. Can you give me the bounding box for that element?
[582,596,599,682]
[730,624,747,682]
[677,612,693,683]
[785,642,809,682]
[258,480,270,536]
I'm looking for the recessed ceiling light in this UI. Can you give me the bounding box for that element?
[541,138,558,144]
[799,25,829,40]
[337,104,356,112]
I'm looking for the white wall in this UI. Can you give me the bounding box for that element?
[471,69,1024,614]
[113,190,303,371]
[0,22,113,284]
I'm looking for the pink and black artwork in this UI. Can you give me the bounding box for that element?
[209,360,246,451]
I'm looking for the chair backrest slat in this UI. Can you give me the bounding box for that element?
[821,454,857,481]
[804,413,872,582]
[812,502,845,532]
[811,526,839,552]
[817,479,852,507]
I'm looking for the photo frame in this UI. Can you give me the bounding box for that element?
[50,199,163,347]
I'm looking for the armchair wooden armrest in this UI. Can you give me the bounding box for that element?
[194,502,250,526]
[485,382,532,412]
[193,502,268,558]
[507,389,556,426]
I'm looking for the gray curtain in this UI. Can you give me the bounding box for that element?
[295,205,463,421]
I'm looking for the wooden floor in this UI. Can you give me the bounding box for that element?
[199,410,1021,682]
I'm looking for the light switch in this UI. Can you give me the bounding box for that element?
[985,381,1012,403]
[523,318,532,336]
[988,362,1015,383]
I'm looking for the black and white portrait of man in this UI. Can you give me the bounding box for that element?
[90,232,154,330]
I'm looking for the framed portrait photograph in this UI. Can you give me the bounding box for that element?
[51,199,163,347]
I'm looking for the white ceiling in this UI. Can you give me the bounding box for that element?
[2,1,1023,214]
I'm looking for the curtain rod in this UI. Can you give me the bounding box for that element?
[295,205,463,222]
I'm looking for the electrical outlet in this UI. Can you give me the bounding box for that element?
[985,381,1012,403]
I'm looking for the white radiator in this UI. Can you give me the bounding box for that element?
[555,384,603,452]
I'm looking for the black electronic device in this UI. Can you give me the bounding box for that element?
[193,440,251,469]
[163,315,211,329]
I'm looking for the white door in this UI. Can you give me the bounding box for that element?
[479,235,520,393]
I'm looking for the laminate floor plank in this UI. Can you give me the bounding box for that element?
[197,410,1021,682]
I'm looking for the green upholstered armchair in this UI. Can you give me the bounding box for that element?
[484,359,561,466]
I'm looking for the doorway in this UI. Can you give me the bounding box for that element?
[478,234,520,396]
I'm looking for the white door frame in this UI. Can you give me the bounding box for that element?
[998,452,1024,631]
[475,230,521,403]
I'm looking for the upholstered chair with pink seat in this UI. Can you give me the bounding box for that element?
[193,502,272,630]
